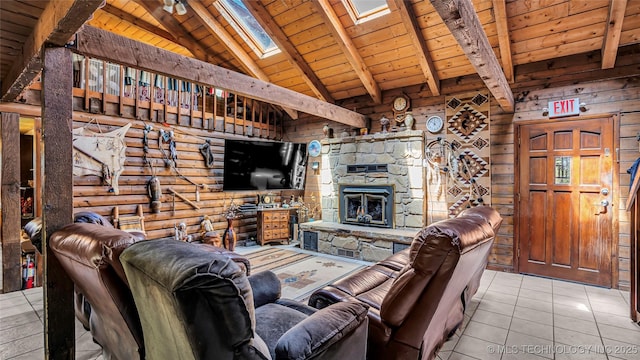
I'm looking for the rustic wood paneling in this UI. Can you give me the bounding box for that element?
[1,112,22,293]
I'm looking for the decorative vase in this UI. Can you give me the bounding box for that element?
[404,111,414,130]
[223,218,237,251]
[323,124,330,138]
[380,115,390,133]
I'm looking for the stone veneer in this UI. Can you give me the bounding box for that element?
[302,130,426,262]
[320,130,426,229]
[299,221,418,262]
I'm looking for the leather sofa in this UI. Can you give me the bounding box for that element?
[308,206,502,360]
[120,239,370,360]
[48,220,252,360]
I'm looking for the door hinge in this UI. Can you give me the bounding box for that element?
[517,247,520,258]
[516,193,521,202]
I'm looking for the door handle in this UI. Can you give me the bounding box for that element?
[595,199,609,214]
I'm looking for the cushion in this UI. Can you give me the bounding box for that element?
[275,301,369,360]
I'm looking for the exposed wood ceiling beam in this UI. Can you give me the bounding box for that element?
[430,0,514,112]
[492,0,514,83]
[100,3,177,43]
[313,0,382,104]
[76,26,366,127]
[185,0,297,119]
[601,0,628,69]
[133,0,218,65]
[393,0,440,96]
[243,0,334,103]
[1,0,105,101]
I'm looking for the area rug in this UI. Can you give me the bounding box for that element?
[271,256,365,301]
[445,92,492,216]
[245,247,313,273]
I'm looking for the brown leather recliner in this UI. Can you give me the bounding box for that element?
[308,206,502,360]
[49,223,146,360]
[49,222,252,360]
[23,212,121,330]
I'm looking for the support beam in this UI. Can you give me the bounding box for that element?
[393,0,440,96]
[243,0,334,103]
[1,0,105,101]
[1,112,22,293]
[430,0,514,112]
[602,0,628,69]
[492,0,514,83]
[76,26,366,127]
[313,0,382,104]
[100,3,177,43]
[42,47,75,360]
[133,0,218,65]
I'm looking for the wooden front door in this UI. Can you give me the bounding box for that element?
[518,118,614,287]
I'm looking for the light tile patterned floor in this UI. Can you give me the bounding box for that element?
[439,270,640,360]
[1,265,639,359]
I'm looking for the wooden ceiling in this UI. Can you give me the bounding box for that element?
[1,0,639,114]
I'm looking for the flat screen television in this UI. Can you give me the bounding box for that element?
[223,139,308,191]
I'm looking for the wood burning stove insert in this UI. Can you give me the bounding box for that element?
[339,185,394,228]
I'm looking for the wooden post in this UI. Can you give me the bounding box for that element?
[83,56,90,111]
[34,117,43,287]
[42,46,75,360]
[1,112,22,292]
[101,60,107,113]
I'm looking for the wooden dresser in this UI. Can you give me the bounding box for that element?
[257,208,290,246]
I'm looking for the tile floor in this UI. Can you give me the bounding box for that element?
[439,270,640,360]
[1,259,639,359]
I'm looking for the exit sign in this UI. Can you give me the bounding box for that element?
[548,98,580,118]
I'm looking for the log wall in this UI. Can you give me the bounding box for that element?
[285,45,640,289]
[69,111,290,244]
[0,103,289,247]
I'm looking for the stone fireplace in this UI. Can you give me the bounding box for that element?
[300,130,426,262]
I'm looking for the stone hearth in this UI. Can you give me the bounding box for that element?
[299,221,418,262]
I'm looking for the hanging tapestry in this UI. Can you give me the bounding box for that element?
[73,123,131,195]
[445,92,491,217]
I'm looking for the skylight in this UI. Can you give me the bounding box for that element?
[216,0,279,58]
[343,0,390,24]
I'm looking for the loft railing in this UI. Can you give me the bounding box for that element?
[31,54,284,139]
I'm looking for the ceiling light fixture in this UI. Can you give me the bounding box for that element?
[162,0,187,15]
[163,0,174,13]
[175,0,187,16]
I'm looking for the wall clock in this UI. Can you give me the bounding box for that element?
[308,140,321,157]
[426,115,444,133]
[392,95,411,124]
[393,96,409,112]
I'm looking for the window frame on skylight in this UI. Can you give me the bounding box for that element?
[214,0,280,59]
[342,0,390,25]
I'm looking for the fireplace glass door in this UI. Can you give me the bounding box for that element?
[340,185,394,228]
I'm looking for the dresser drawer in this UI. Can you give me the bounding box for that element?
[258,209,291,246]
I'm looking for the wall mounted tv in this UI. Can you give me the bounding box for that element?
[223,139,308,191]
